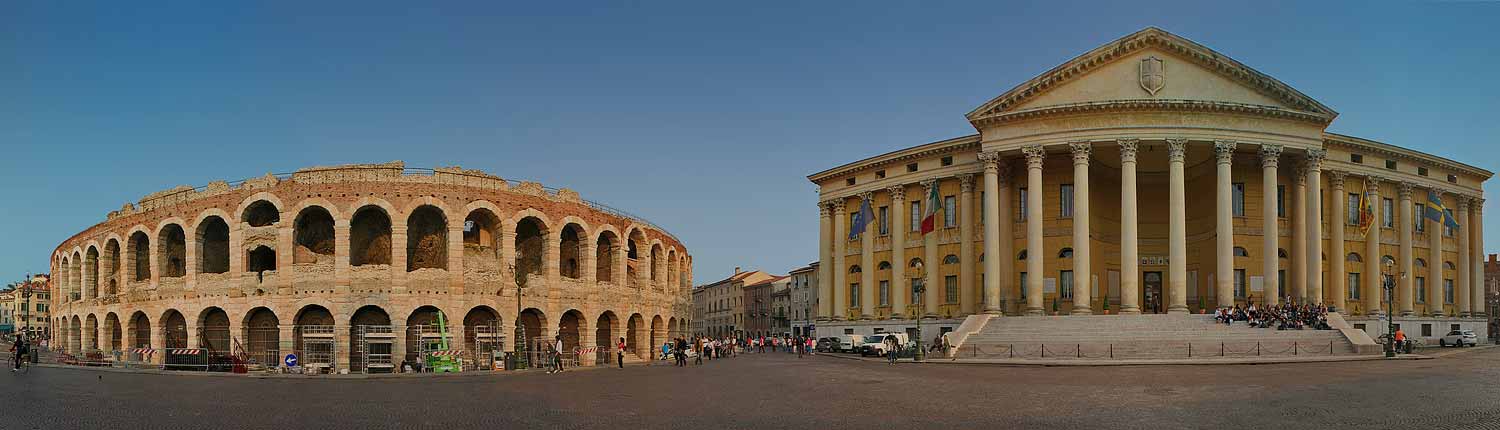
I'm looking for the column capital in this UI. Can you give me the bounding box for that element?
[1398,181,1415,200]
[1117,138,1140,163]
[1165,138,1188,162]
[1022,145,1046,168]
[1457,194,1471,211]
[1213,140,1237,164]
[819,202,832,217]
[1475,198,1485,215]
[1365,175,1385,192]
[958,173,976,193]
[832,199,848,215]
[859,191,875,202]
[1069,141,1092,165]
[887,185,906,202]
[1327,170,1347,189]
[920,178,938,193]
[1293,164,1308,186]
[1305,149,1328,170]
[1259,144,1283,168]
[978,150,1002,166]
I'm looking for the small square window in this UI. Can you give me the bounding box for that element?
[1447,174,1458,184]
[1351,154,1363,164]
[907,163,918,173]
[941,156,953,166]
[1385,160,1397,170]
[875,170,886,179]
[846,178,856,186]
[1418,167,1428,176]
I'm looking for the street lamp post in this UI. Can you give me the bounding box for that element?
[509,263,527,369]
[1381,259,1400,358]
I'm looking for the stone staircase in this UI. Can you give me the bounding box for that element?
[951,313,1377,360]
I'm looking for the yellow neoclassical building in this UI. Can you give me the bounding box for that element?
[809,27,1490,341]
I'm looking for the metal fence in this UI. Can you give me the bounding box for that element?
[949,340,1344,360]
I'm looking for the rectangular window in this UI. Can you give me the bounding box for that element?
[1386,160,1397,170]
[1444,279,1454,304]
[1416,277,1426,303]
[1347,193,1360,225]
[878,206,889,236]
[1414,203,1426,233]
[1059,184,1074,218]
[1234,269,1247,298]
[979,191,985,223]
[1418,167,1429,177]
[910,201,921,232]
[849,283,860,308]
[1445,224,1454,237]
[907,163,918,173]
[1232,183,1245,217]
[1019,273,1028,300]
[1278,270,1286,299]
[943,195,957,228]
[850,213,859,240]
[1348,273,1360,300]
[876,170,886,179]
[1060,270,1074,299]
[1382,198,1394,228]
[1277,186,1286,218]
[941,156,953,166]
[846,178,856,186]
[944,275,958,303]
[879,280,889,306]
[1018,188,1028,221]
[1422,324,1432,337]
[1351,154,1364,164]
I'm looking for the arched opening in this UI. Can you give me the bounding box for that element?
[158,224,187,278]
[85,314,98,351]
[243,307,280,368]
[128,312,150,349]
[199,307,231,352]
[69,316,81,354]
[667,250,678,288]
[514,217,546,279]
[462,209,502,273]
[650,244,663,282]
[105,313,122,352]
[1347,253,1363,263]
[86,247,99,299]
[248,246,277,274]
[104,239,120,295]
[560,224,584,279]
[626,313,644,359]
[1056,248,1073,259]
[293,305,334,370]
[350,206,392,267]
[595,231,618,283]
[406,205,448,272]
[1233,247,1250,258]
[596,311,619,356]
[294,206,336,264]
[517,308,547,359]
[242,200,280,227]
[405,305,447,365]
[559,310,585,357]
[197,216,230,274]
[161,310,188,349]
[668,316,679,340]
[349,305,392,373]
[650,315,664,357]
[462,306,502,360]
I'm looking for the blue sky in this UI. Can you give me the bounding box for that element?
[3,1,1498,283]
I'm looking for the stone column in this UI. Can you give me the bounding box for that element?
[1429,191,1447,316]
[979,152,1003,315]
[1329,170,1346,311]
[959,174,977,315]
[276,220,295,294]
[1069,142,1092,315]
[1471,199,1485,318]
[1364,176,1383,315]
[1166,138,1189,314]
[816,200,833,321]
[1398,182,1415,316]
[391,226,409,294]
[1261,145,1283,306]
[832,200,848,320]
[1457,196,1471,317]
[1022,145,1046,316]
[889,186,908,318]
[1119,139,1141,314]
[448,223,465,295]
[1306,149,1326,306]
[335,221,352,294]
[1214,140,1236,307]
[997,162,1015,315]
[922,179,941,318]
[859,192,876,320]
[1292,165,1308,303]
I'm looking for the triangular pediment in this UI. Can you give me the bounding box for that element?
[966,27,1336,124]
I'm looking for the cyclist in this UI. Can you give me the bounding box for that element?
[10,336,28,372]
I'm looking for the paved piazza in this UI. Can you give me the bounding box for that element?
[5,348,1499,429]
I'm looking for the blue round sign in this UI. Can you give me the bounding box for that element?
[284,353,298,367]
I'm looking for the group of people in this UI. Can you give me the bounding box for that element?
[1214,302,1331,330]
[656,335,816,367]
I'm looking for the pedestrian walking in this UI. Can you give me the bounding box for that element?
[616,337,626,369]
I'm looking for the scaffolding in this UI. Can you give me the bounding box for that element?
[408,324,462,373]
[297,325,336,373]
[355,325,396,374]
[467,324,505,371]
[242,327,282,371]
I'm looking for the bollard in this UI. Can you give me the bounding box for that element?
[1293,341,1298,356]
[1188,343,1192,358]
[1220,342,1224,357]
[1009,344,1014,359]
[1076,343,1080,358]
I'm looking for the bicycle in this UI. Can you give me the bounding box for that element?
[11,353,29,374]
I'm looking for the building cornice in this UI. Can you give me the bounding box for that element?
[1322,133,1494,180]
[807,134,980,184]
[969,99,1331,128]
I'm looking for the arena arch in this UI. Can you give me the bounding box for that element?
[104,312,122,352]
[596,311,620,355]
[85,246,99,299]
[161,309,188,349]
[84,314,99,351]
[667,249,678,289]
[626,313,645,359]
[463,206,503,273]
[242,200,281,227]
[514,216,548,279]
[559,223,585,280]
[128,311,151,349]
[517,308,548,351]
[650,243,663,283]
[69,316,81,354]
[348,305,392,373]
[559,309,586,357]
[595,229,620,284]
[294,205,336,264]
[243,307,280,367]
[157,223,187,279]
[462,306,502,357]
[626,228,646,286]
[199,307,231,352]
[196,215,231,274]
[650,315,665,355]
[350,205,393,267]
[103,238,121,295]
[293,304,334,366]
[248,246,276,275]
[404,305,447,364]
[405,205,448,272]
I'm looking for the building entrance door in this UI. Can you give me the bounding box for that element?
[1143,272,1164,314]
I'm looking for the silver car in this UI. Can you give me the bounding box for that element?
[1438,330,1477,347]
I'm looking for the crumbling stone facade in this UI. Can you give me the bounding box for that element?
[48,162,694,371]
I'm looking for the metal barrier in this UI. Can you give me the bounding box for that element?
[954,340,1341,360]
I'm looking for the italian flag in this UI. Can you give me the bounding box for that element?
[920,182,940,235]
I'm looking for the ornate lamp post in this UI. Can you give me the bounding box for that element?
[1382,259,1401,358]
[509,262,527,369]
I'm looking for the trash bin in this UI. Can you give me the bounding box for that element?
[502,352,516,371]
[1404,340,1414,354]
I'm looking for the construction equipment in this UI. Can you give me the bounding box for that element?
[419,310,463,373]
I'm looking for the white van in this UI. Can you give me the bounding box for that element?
[839,334,866,353]
[861,333,911,356]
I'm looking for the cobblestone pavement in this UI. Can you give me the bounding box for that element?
[4,347,1499,430]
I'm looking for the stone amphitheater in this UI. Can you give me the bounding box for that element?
[47,161,692,372]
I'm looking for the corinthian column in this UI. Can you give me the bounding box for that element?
[959,174,977,315]
[1261,145,1283,306]
[1022,145,1046,316]
[817,201,833,321]
[1069,142,1092,315]
[1214,140,1236,308]
[1119,139,1141,314]
[997,161,1015,315]
[922,179,941,319]
[1306,149,1326,306]
[1167,138,1189,314]
[859,191,876,320]
[1398,182,1415,316]
[888,186,908,319]
[1470,198,1484,318]
[1364,176,1383,315]
[832,200,848,320]
[1292,164,1308,303]
[1329,170,1346,311]
[980,151,1003,315]
[1456,196,1470,317]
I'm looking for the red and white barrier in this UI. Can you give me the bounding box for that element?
[574,346,598,355]
[168,349,201,355]
[428,350,465,357]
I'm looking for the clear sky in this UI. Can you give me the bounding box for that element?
[3,1,1498,283]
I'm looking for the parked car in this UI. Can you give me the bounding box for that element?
[840,335,868,353]
[815,337,837,353]
[1439,330,1477,347]
[860,333,911,357]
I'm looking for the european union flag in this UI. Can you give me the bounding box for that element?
[848,197,875,240]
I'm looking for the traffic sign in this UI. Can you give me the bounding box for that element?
[284,353,298,367]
